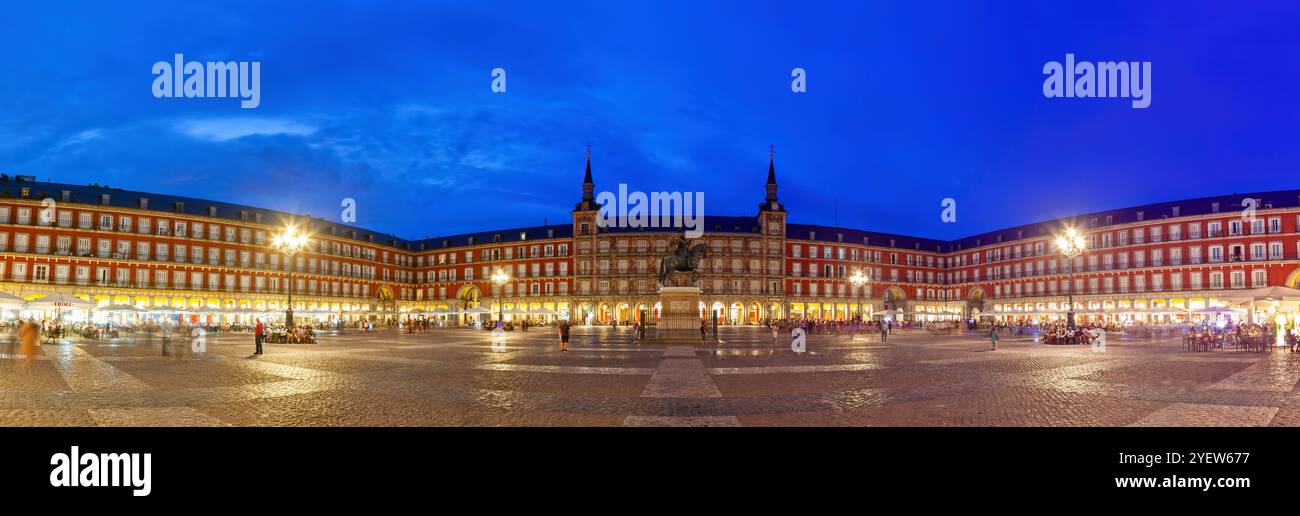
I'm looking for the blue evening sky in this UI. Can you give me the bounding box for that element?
[1,1,1296,241]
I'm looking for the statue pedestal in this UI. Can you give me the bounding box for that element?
[653,286,703,342]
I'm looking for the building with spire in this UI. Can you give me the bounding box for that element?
[3,147,1300,327]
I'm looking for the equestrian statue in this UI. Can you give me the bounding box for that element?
[657,234,709,287]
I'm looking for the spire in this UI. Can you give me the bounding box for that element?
[766,144,777,185]
[577,144,596,210]
[763,144,781,209]
[583,144,593,185]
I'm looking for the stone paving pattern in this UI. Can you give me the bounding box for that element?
[3,327,1300,427]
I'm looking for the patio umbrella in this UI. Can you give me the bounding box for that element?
[1220,286,1300,302]
[25,293,92,321]
[0,291,26,309]
[1192,306,1243,315]
[95,304,143,313]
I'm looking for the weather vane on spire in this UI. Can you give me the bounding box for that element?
[586,143,592,157]
[769,144,775,158]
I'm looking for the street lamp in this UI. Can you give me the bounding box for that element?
[1055,227,1087,330]
[849,269,868,323]
[272,225,310,328]
[491,269,511,325]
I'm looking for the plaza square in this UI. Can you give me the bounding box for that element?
[3,327,1299,427]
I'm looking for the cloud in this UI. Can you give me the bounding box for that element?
[175,117,318,142]
[51,128,104,150]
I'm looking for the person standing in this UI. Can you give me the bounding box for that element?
[990,327,998,351]
[558,319,571,352]
[880,321,888,342]
[254,318,265,355]
[700,320,707,341]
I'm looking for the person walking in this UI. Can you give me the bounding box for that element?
[880,321,888,342]
[19,318,41,351]
[700,320,707,341]
[254,318,265,355]
[990,327,999,351]
[558,319,571,352]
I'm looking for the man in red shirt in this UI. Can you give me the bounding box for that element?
[254,318,265,355]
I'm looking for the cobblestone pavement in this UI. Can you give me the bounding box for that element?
[2,327,1299,427]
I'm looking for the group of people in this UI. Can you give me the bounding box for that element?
[1183,322,1292,352]
[1037,323,1103,345]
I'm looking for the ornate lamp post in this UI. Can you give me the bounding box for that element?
[491,269,511,325]
[849,269,869,323]
[1055,227,1087,330]
[272,226,309,328]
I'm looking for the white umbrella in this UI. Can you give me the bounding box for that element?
[0,291,26,309]
[25,293,92,321]
[25,293,92,308]
[95,304,143,313]
[1193,306,1243,315]
[1220,286,1300,302]
[463,307,492,314]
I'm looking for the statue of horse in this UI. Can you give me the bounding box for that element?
[658,242,709,287]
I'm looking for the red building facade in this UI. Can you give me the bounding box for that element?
[2,160,1296,325]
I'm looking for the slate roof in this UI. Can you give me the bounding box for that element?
[6,177,1296,255]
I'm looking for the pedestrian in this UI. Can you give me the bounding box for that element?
[700,320,707,341]
[254,318,265,355]
[990,327,998,351]
[19,318,41,350]
[558,319,571,352]
[880,322,888,342]
[633,321,641,343]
